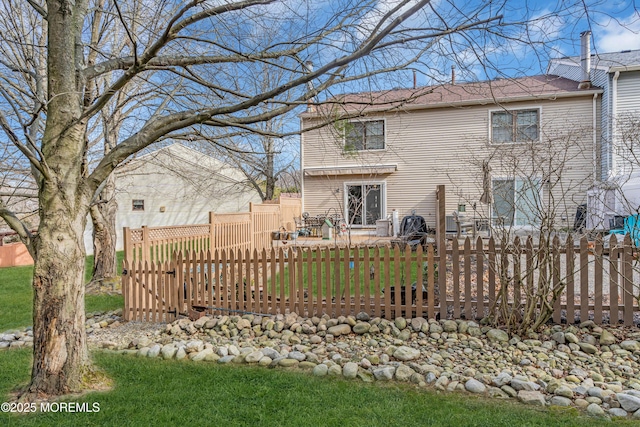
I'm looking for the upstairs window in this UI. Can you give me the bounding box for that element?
[491,109,539,143]
[345,120,385,151]
[132,199,145,211]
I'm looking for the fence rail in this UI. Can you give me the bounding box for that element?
[122,234,639,326]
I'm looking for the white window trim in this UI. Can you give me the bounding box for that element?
[488,106,542,145]
[342,118,387,152]
[343,181,386,228]
[490,176,543,230]
[132,199,145,212]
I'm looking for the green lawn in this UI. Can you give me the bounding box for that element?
[0,349,630,427]
[230,247,430,298]
[0,252,124,331]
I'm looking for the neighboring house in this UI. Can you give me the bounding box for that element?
[83,143,262,253]
[301,75,602,233]
[548,31,640,228]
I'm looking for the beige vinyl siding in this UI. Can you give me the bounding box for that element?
[302,96,597,228]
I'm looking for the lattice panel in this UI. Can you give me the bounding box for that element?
[148,225,209,241]
[130,229,143,242]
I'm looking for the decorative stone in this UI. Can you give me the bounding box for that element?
[620,340,640,351]
[394,364,415,382]
[586,403,605,416]
[373,366,395,381]
[278,358,299,368]
[550,396,572,407]
[147,344,161,358]
[245,351,264,363]
[313,364,328,377]
[393,346,420,361]
[465,379,487,394]
[608,408,628,417]
[564,332,579,344]
[578,343,598,354]
[161,345,177,360]
[327,324,351,336]
[328,365,342,376]
[599,330,617,345]
[518,390,546,406]
[353,323,371,335]
[554,385,574,399]
[617,393,640,412]
[343,362,358,379]
[510,379,540,391]
[191,348,213,362]
[486,329,509,342]
[443,320,458,333]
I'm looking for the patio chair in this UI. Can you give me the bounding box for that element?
[452,211,475,238]
[390,213,432,251]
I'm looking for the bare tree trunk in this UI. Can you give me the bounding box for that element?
[26,0,92,397]
[29,182,90,396]
[265,148,276,201]
[89,171,118,289]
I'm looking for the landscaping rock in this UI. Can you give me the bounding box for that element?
[343,362,358,379]
[465,379,486,394]
[486,329,509,342]
[617,393,640,412]
[518,390,546,406]
[393,346,420,361]
[327,324,351,336]
[373,366,395,381]
[586,403,605,416]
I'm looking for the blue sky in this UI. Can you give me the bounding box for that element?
[572,1,640,53]
[482,0,640,76]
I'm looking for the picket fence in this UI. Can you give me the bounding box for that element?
[122,234,639,326]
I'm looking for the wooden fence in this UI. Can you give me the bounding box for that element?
[122,234,639,326]
[123,196,301,263]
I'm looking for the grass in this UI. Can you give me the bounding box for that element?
[1,349,634,427]
[239,247,429,298]
[0,252,125,331]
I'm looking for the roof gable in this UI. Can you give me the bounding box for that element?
[116,143,245,183]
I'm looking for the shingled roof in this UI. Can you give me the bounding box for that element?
[554,49,640,71]
[303,75,602,117]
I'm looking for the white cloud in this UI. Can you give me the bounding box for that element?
[595,12,640,52]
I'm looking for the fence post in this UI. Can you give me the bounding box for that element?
[209,212,215,252]
[249,203,255,251]
[141,226,150,262]
[436,185,446,254]
[123,227,132,262]
[623,234,634,326]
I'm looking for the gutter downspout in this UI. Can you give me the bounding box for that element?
[611,70,620,176]
[593,93,598,184]
[299,117,305,214]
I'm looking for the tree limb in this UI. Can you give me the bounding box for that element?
[25,0,47,19]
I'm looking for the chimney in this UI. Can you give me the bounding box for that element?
[413,70,417,89]
[304,61,315,112]
[451,65,456,85]
[578,30,591,89]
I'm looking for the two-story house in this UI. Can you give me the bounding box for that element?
[301,75,602,234]
[548,31,640,228]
